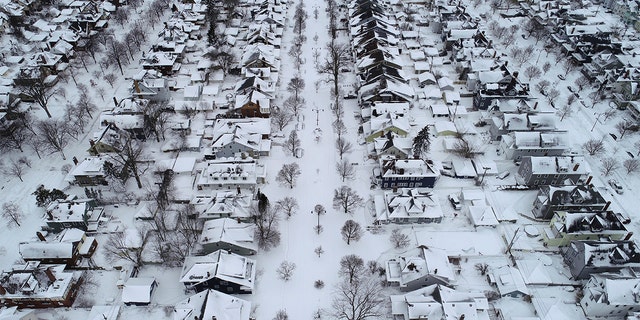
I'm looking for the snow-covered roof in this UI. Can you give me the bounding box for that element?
[386,246,455,286]
[199,218,257,252]
[174,289,251,320]
[122,277,156,304]
[492,266,530,296]
[180,250,256,291]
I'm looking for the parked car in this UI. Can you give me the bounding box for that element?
[448,194,462,210]
[608,179,623,194]
[343,92,357,99]
[496,171,510,180]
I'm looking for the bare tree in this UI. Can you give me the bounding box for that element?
[336,159,355,182]
[5,158,26,182]
[332,276,384,320]
[275,197,299,219]
[287,76,305,103]
[251,204,281,250]
[276,163,301,189]
[273,310,289,320]
[574,76,590,92]
[390,229,411,249]
[562,60,575,76]
[313,204,326,234]
[451,137,477,158]
[475,263,489,275]
[340,219,363,245]
[315,246,324,257]
[335,137,353,160]
[542,62,551,73]
[557,103,573,121]
[283,95,305,117]
[601,157,619,176]
[339,254,364,284]
[104,73,117,87]
[284,130,301,156]
[524,65,542,81]
[333,119,346,139]
[333,186,364,214]
[318,41,350,106]
[616,121,634,139]
[106,136,146,189]
[583,139,605,156]
[2,202,23,227]
[75,86,97,119]
[15,73,59,118]
[103,229,146,266]
[546,88,561,106]
[36,119,70,160]
[276,261,296,281]
[271,107,294,131]
[634,140,640,156]
[536,80,551,94]
[623,158,639,174]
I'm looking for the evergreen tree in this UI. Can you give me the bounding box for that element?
[412,125,431,159]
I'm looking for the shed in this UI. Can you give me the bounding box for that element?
[122,277,157,305]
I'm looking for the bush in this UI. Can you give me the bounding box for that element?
[314,280,325,289]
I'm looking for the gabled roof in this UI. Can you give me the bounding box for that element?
[180,250,256,291]
[173,289,251,320]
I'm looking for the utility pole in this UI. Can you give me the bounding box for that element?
[312,106,324,126]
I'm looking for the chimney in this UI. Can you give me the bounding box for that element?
[134,80,141,93]
[604,201,611,211]
[36,232,46,241]
[0,284,5,295]
[586,176,592,185]
[113,97,118,108]
[47,211,53,220]
[573,163,579,171]
[44,267,56,282]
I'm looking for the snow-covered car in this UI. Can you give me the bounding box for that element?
[448,194,462,210]
[608,179,623,194]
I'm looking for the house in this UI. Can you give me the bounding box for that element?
[0,262,82,308]
[131,70,170,102]
[517,156,591,186]
[371,133,411,160]
[500,131,568,161]
[88,124,131,155]
[489,112,557,141]
[173,289,252,320]
[472,68,531,110]
[66,156,108,186]
[207,118,271,142]
[363,112,410,142]
[44,196,104,233]
[390,284,490,320]
[196,159,266,190]
[19,229,97,268]
[489,266,530,298]
[191,191,254,221]
[580,270,640,318]
[380,159,440,189]
[532,184,608,220]
[179,250,256,294]
[121,277,157,306]
[542,211,631,247]
[562,240,640,280]
[196,218,257,255]
[466,205,498,227]
[374,189,443,224]
[141,52,180,75]
[208,126,271,159]
[385,246,455,291]
[99,97,150,140]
